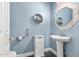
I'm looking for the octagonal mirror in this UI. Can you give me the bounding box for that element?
[55,6,79,31]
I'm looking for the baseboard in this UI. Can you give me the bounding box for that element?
[44,48,51,52]
[16,48,57,57]
[17,51,34,57]
[45,48,57,56]
[50,48,57,56]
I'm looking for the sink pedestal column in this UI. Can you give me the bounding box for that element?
[56,41,63,57]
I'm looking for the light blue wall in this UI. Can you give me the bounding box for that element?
[10,2,51,54]
[10,2,79,56]
[51,3,79,57]
[50,2,57,50]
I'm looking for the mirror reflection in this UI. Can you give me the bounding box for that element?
[56,7,73,27]
[55,7,73,31]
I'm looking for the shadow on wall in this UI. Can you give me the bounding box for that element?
[24,37,34,53]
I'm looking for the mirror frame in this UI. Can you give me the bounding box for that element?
[55,5,79,31]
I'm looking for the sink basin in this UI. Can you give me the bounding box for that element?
[50,35,70,42]
[50,35,70,57]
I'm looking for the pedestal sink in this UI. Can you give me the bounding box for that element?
[50,35,70,57]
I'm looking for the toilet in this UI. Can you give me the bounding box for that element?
[34,35,44,57]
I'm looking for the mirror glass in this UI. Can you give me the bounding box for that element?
[56,7,73,27]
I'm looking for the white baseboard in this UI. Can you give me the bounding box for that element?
[45,48,57,56]
[16,51,34,57]
[16,48,57,57]
[44,48,51,52]
[50,48,57,56]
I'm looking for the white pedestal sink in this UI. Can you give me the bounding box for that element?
[50,35,70,57]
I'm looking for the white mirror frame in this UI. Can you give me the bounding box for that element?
[55,3,79,31]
